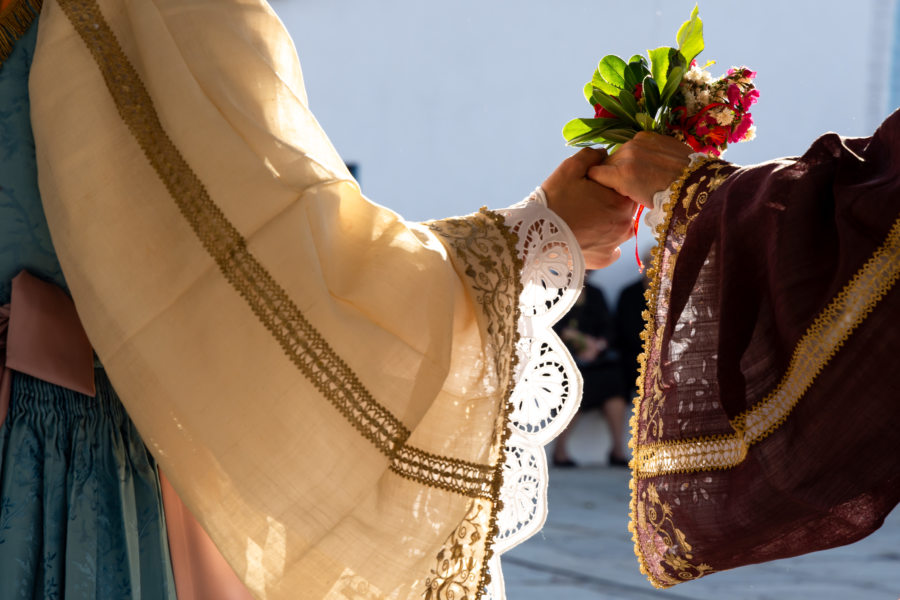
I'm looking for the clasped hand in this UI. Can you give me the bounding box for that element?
[542,132,693,269]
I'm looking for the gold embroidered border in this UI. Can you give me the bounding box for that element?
[633,210,900,478]
[393,444,494,500]
[627,156,731,589]
[478,208,523,599]
[0,0,41,67]
[628,156,723,453]
[633,482,714,587]
[427,208,524,598]
[59,0,499,500]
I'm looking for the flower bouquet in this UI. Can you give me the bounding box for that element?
[562,5,758,267]
[563,5,758,155]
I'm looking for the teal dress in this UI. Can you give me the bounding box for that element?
[0,16,177,600]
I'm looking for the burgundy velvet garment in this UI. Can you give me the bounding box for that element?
[630,110,900,588]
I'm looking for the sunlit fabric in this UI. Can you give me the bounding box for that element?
[630,111,900,587]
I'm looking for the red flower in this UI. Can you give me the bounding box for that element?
[705,125,729,146]
[634,83,643,100]
[594,104,616,119]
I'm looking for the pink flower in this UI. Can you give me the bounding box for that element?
[727,84,741,108]
[730,114,753,143]
[742,89,760,110]
[727,67,756,81]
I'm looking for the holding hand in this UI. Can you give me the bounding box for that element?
[586,132,693,208]
[542,148,637,270]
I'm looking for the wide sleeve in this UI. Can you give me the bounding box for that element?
[629,111,900,587]
[28,1,584,599]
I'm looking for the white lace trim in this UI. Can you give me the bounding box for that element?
[645,153,708,237]
[485,187,586,599]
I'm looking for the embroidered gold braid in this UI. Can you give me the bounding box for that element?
[426,209,523,599]
[633,210,900,478]
[628,157,723,455]
[627,157,731,589]
[59,0,499,500]
[634,482,713,587]
[0,0,41,67]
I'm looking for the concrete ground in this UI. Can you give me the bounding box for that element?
[499,412,900,600]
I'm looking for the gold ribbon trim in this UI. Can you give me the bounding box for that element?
[58,0,505,500]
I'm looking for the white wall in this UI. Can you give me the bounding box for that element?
[271,0,896,301]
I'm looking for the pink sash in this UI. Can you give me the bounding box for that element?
[0,271,95,426]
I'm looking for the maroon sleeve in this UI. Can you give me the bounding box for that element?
[629,110,900,587]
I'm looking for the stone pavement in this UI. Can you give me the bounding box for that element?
[499,415,900,599]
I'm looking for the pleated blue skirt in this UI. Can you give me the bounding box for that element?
[0,369,177,599]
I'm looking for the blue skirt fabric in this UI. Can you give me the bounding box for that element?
[0,369,177,599]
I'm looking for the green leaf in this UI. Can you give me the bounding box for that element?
[562,118,594,144]
[583,82,594,103]
[593,91,636,124]
[628,54,649,69]
[590,73,622,96]
[562,117,623,146]
[669,47,687,71]
[648,46,671,91]
[597,55,628,88]
[660,65,683,105]
[635,112,656,131]
[618,87,640,116]
[623,61,647,89]
[600,128,639,143]
[642,75,661,117]
[676,4,704,66]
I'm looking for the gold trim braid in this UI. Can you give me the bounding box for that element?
[427,207,524,598]
[0,0,41,67]
[627,156,733,589]
[58,0,500,500]
[632,210,900,478]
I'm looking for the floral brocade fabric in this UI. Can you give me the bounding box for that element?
[0,371,176,599]
[0,15,66,305]
[630,112,900,587]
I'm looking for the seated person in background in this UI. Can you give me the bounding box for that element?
[552,278,629,467]
[615,262,650,400]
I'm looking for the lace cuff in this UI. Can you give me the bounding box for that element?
[485,187,585,599]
